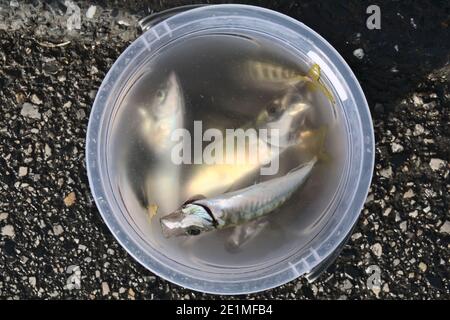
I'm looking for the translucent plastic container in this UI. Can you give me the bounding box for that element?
[86,4,374,294]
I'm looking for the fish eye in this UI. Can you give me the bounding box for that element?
[187,228,201,236]
[156,89,166,102]
[268,106,277,114]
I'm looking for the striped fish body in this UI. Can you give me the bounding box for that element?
[194,158,317,228]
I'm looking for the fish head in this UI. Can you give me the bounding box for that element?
[151,72,183,120]
[160,204,215,238]
[139,72,184,152]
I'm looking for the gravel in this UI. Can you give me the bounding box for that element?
[0,0,449,300]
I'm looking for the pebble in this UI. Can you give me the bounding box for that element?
[353,48,365,59]
[399,221,408,232]
[64,192,76,207]
[413,124,425,136]
[403,189,415,199]
[342,280,353,290]
[53,225,64,236]
[371,243,382,257]
[412,94,423,106]
[0,212,8,221]
[391,142,404,153]
[380,166,393,178]
[1,225,15,237]
[18,166,28,177]
[20,103,41,119]
[128,288,135,299]
[409,210,418,218]
[429,158,446,171]
[351,232,362,240]
[29,277,36,287]
[44,144,52,159]
[86,5,97,19]
[439,221,450,234]
[30,94,42,105]
[419,262,427,272]
[102,282,110,296]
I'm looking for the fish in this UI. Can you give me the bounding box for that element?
[138,72,185,154]
[160,157,317,237]
[129,72,185,214]
[242,61,335,104]
[183,89,311,198]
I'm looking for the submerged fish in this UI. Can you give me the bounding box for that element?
[184,89,311,198]
[135,72,185,214]
[160,157,317,237]
[243,61,335,104]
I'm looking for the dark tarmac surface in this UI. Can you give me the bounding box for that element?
[0,0,449,299]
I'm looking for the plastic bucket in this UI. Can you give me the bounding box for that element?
[86,4,374,294]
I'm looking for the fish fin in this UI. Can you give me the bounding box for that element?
[182,194,206,206]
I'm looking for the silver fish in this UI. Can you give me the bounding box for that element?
[160,157,317,237]
[138,72,185,215]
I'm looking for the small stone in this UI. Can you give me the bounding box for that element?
[86,5,96,19]
[353,48,364,59]
[44,144,52,159]
[10,0,19,7]
[413,124,425,136]
[119,287,126,294]
[53,225,64,236]
[64,192,76,207]
[102,282,110,296]
[1,225,15,237]
[412,94,423,106]
[18,166,28,177]
[0,213,8,221]
[371,243,382,257]
[351,232,362,240]
[95,270,100,278]
[128,288,135,299]
[399,221,407,232]
[403,189,415,199]
[342,280,353,290]
[29,277,36,287]
[90,66,98,75]
[409,210,418,218]
[383,207,392,217]
[418,262,427,272]
[21,103,41,119]
[382,283,389,293]
[31,94,42,105]
[439,221,450,234]
[393,259,400,266]
[379,166,393,178]
[429,158,446,171]
[391,142,404,153]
